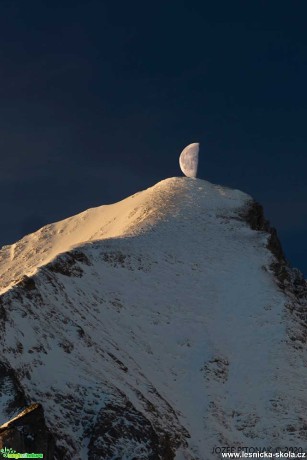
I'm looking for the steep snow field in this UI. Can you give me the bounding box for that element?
[0,178,306,459]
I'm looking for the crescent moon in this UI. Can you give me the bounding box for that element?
[179,142,199,178]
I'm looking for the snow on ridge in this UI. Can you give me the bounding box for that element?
[0,177,250,295]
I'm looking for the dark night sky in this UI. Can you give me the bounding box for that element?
[0,1,306,275]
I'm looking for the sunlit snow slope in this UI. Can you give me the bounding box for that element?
[0,177,307,460]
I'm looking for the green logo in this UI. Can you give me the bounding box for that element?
[0,448,43,458]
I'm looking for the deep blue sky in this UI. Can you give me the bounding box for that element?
[0,1,306,275]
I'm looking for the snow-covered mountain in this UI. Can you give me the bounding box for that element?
[0,177,306,460]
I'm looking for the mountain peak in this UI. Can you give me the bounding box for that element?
[1,178,306,458]
[0,177,250,295]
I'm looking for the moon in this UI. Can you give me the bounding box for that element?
[179,142,199,178]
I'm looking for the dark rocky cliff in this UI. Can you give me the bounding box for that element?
[0,404,55,459]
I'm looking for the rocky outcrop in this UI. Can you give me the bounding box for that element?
[0,362,27,421]
[241,199,306,291]
[242,199,307,346]
[0,404,55,459]
[241,200,285,263]
[88,399,178,460]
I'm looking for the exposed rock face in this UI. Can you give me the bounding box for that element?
[0,404,55,459]
[242,199,307,346]
[0,178,306,459]
[0,362,27,420]
[88,399,179,460]
[242,200,285,262]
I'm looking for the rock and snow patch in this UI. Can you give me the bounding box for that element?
[0,177,306,459]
